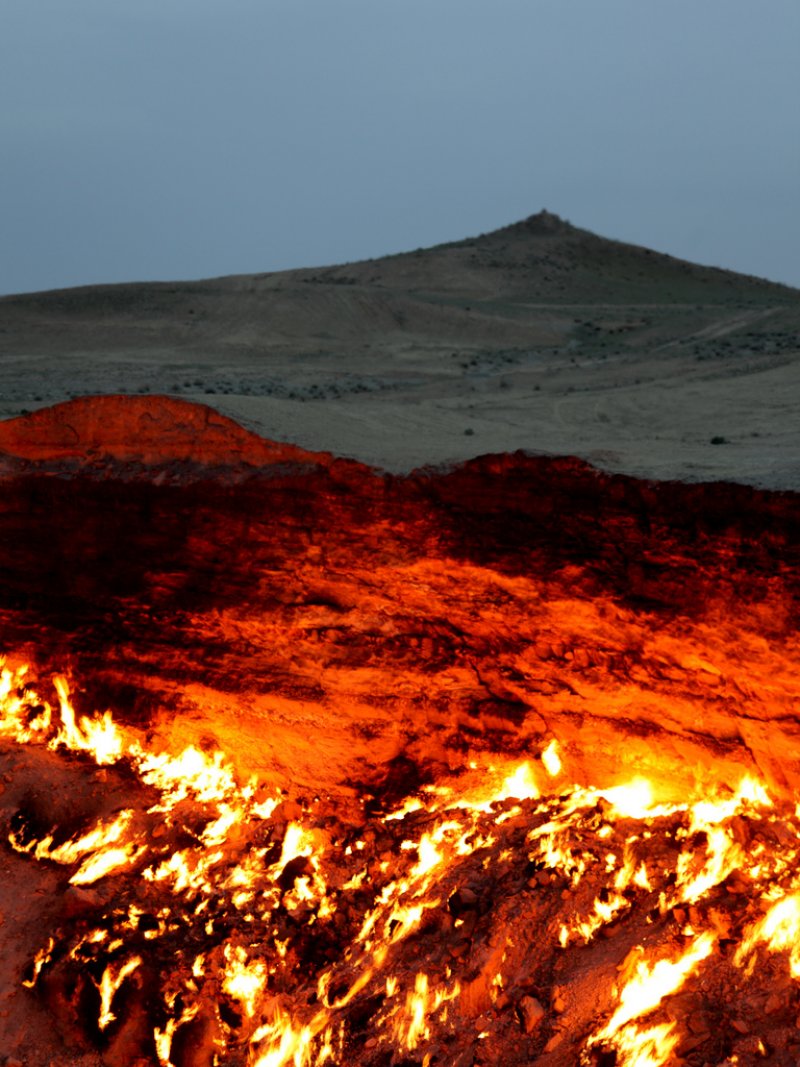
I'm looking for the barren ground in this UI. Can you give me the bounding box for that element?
[1,211,799,488]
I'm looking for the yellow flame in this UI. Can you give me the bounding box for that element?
[399,972,430,1050]
[251,1010,316,1067]
[202,802,240,846]
[135,744,238,807]
[71,843,146,885]
[609,1021,679,1067]
[736,892,800,976]
[154,1003,199,1066]
[599,779,659,820]
[96,956,141,1030]
[384,797,424,821]
[53,677,124,764]
[541,739,562,777]
[0,663,51,741]
[600,933,715,1039]
[412,834,442,878]
[9,809,142,886]
[391,972,460,1052]
[672,777,770,906]
[22,937,54,988]
[279,823,314,868]
[496,761,539,803]
[223,944,267,1018]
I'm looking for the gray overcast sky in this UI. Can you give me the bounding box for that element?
[2,0,798,295]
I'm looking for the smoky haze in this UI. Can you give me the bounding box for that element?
[2,0,799,295]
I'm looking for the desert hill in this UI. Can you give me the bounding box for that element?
[1,211,799,486]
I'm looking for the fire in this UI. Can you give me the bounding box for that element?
[3,657,800,1064]
[599,779,660,819]
[736,892,800,976]
[0,663,51,741]
[495,761,539,803]
[9,807,146,884]
[71,841,146,884]
[279,821,315,868]
[53,676,124,764]
[672,776,771,906]
[223,944,268,1018]
[541,738,562,777]
[250,1012,315,1067]
[135,743,243,808]
[96,955,142,1030]
[601,933,716,1037]
[590,934,716,1065]
[411,832,443,877]
[154,1003,200,1066]
[397,972,432,1050]
[607,1022,679,1067]
[21,936,55,989]
[387,971,461,1053]
[10,808,133,864]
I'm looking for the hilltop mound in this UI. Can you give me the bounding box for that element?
[297,208,799,304]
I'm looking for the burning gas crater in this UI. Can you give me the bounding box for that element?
[3,661,800,1066]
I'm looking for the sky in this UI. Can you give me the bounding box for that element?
[2,0,799,296]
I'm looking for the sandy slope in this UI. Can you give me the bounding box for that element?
[1,211,799,488]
